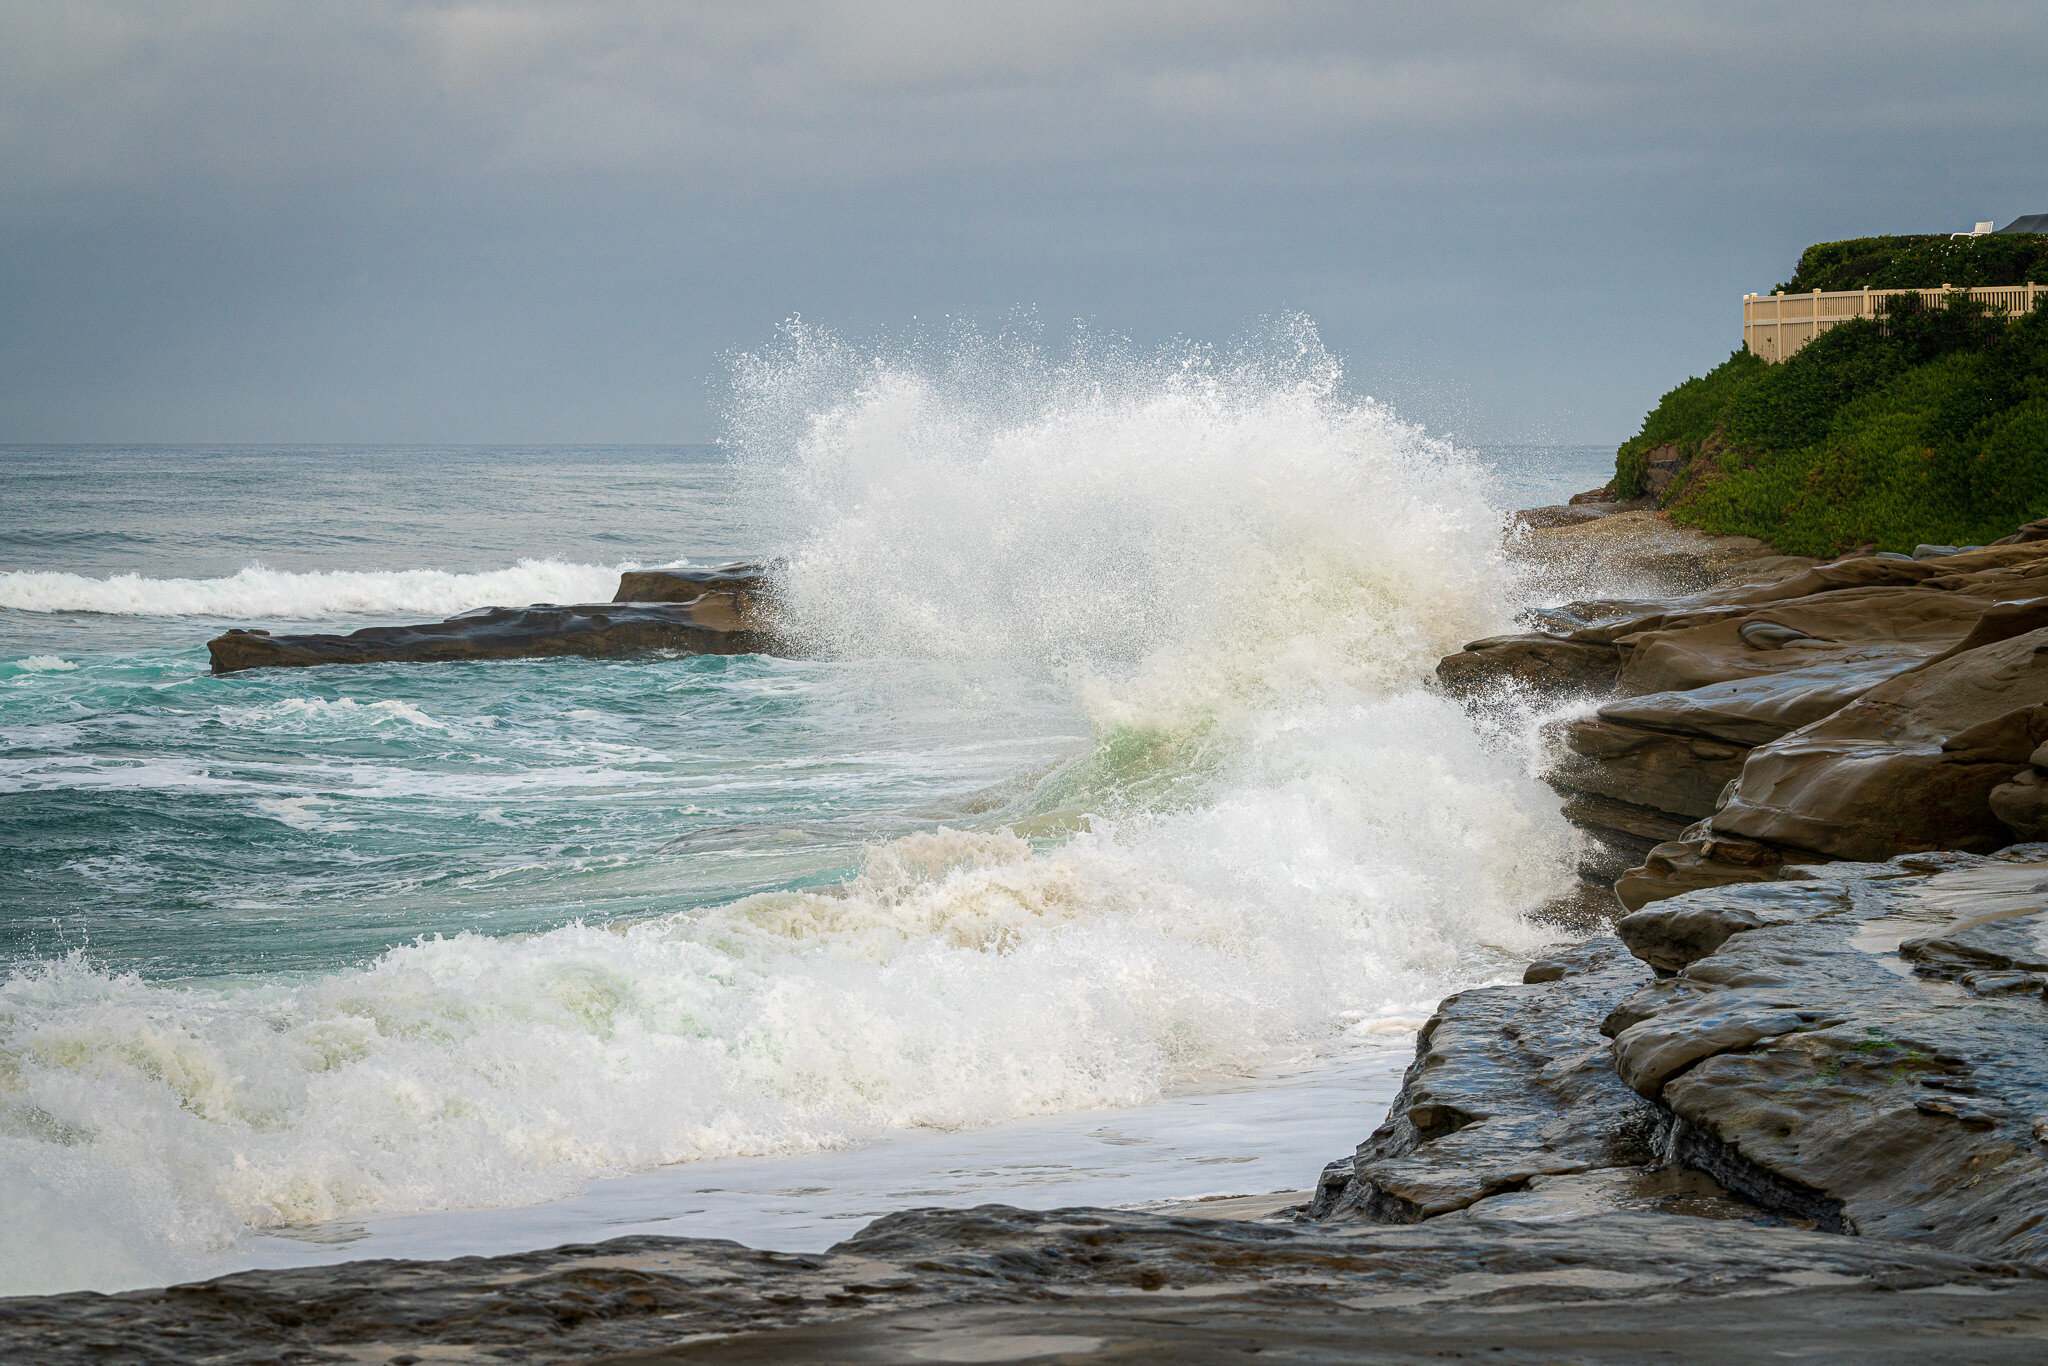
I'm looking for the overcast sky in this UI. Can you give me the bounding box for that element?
[2,1,2043,446]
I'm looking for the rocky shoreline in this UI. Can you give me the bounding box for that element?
[18,506,2048,1360]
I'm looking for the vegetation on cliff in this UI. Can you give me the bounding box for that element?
[1612,291,2048,556]
[1775,233,2048,293]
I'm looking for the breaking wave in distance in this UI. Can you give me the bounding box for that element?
[0,316,1576,1294]
[0,559,630,618]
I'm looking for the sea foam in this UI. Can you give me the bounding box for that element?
[0,559,629,618]
[0,317,1575,1295]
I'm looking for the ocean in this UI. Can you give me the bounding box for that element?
[0,323,1613,1295]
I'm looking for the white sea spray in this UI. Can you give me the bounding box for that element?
[0,317,1576,1295]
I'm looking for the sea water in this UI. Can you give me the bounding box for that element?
[0,320,1613,1295]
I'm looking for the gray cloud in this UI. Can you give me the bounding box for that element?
[2,1,2043,443]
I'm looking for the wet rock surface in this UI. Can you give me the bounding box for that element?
[5,1205,2046,1363]
[208,602,778,673]
[1608,849,2048,1261]
[1310,938,1665,1222]
[208,564,783,672]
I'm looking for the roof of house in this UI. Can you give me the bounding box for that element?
[1995,214,2048,234]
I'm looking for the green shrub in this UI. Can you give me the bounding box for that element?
[1611,350,1765,495]
[1777,234,2048,292]
[1610,289,2048,553]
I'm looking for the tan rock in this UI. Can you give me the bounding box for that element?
[1515,511,1792,599]
[1612,834,1804,912]
[1433,634,1620,699]
[1710,626,2048,861]
[1614,587,1994,695]
[1547,718,1748,822]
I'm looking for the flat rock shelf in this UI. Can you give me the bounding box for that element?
[206,564,783,673]
[3,1205,2046,1363]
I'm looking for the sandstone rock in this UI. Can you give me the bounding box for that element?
[1558,792,1692,845]
[1993,515,2048,545]
[1546,717,1749,822]
[1612,833,1813,912]
[1917,596,2048,666]
[207,601,777,674]
[612,561,773,602]
[1608,850,2048,1262]
[1615,586,1994,696]
[1517,511,1784,599]
[1430,547,1995,707]
[1710,626,2048,861]
[1310,939,1663,1223]
[6,1206,2047,1364]
[1512,504,1615,530]
[611,561,777,636]
[1596,656,1923,748]
[1434,633,1620,699]
[1991,767,2048,840]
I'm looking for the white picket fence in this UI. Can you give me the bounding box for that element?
[1742,283,2046,362]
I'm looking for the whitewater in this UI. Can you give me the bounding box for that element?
[0,321,1608,1296]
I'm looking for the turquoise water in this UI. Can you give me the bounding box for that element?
[1,446,1082,976]
[3,440,1609,978]
[0,332,1611,1296]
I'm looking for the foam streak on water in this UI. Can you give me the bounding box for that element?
[0,559,632,618]
[0,319,1578,1296]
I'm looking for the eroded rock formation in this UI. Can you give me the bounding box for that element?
[207,563,782,673]
[1440,517,2048,910]
[1315,849,2048,1268]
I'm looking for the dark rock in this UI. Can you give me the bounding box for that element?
[1444,1164,1809,1227]
[5,1207,2047,1365]
[1558,792,1693,846]
[1640,442,1692,499]
[1547,717,1749,822]
[1311,939,1664,1223]
[1615,879,1851,974]
[207,601,780,674]
[1434,633,1621,699]
[1612,833,1815,912]
[1608,848,2048,1262]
